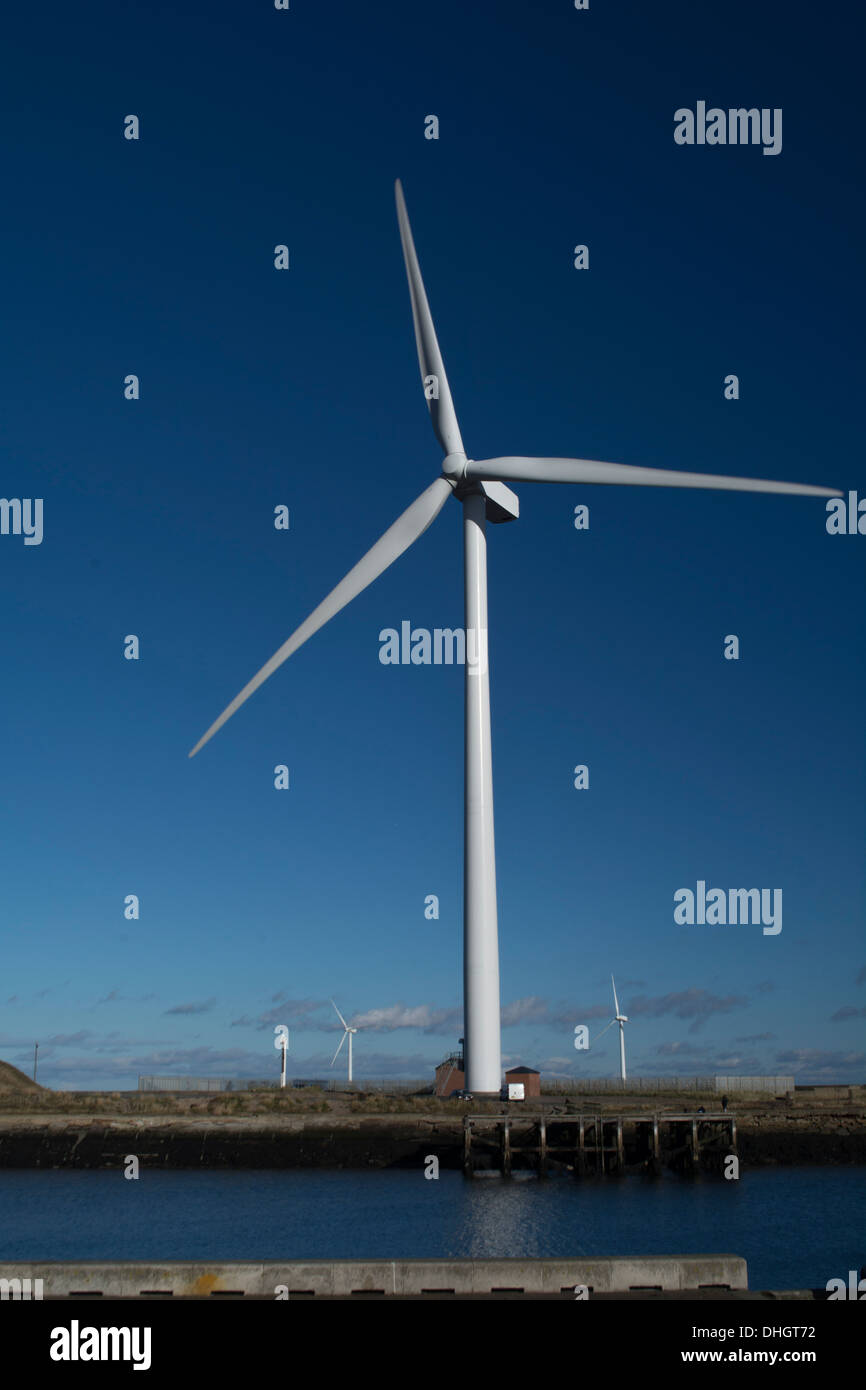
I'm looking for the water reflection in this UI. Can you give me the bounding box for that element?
[454,1173,559,1260]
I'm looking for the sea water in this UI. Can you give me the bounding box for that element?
[0,1165,863,1291]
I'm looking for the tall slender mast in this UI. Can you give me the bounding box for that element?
[463,491,502,1094]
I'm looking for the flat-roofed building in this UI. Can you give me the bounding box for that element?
[505,1065,540,1098]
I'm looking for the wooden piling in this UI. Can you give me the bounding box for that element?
[463,1116,472,1177]
[459,1110,732,1180]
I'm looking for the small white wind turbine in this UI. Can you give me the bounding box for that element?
[595,974,629,1082]
[329,999,358,1083]
[189,179,841,1097]
[274,1025,289,1088]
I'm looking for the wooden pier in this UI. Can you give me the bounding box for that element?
[463,1112,737,1177]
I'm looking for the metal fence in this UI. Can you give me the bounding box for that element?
[138,1075,433,1094]
[138,1076,250,1092]
[139,1073,794,1095]
[712,1076,794,1093]
[542,1076,794,1095]
[285,1079,433,1093]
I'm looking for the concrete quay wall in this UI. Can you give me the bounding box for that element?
[0,1255,748,1298]
[1,1111,864,1169]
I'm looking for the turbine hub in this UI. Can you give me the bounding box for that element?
[441,452,467,481]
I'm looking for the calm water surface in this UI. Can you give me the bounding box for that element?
[1,1166,863,1290]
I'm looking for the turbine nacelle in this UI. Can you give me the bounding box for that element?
[443,456,520,525]
[478,479,520,524]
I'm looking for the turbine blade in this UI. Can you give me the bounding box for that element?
[331,1031,348,1067]
[189,476,453,757]
[466,456,841,498]
[331,998,349,1030]
[611,974,620,1016]
[395,180,464,457]
[594,1019,616,1042]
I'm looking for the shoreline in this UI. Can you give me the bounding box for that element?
[1,1110,864,1170]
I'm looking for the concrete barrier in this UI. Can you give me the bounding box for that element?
[0,1256,747,1297]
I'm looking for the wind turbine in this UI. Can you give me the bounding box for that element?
[274,1025,289,1088]
[330,999,358,1083]
[595,975,629,1082]
[189,179,841,1096]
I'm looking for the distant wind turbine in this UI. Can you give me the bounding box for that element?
[330,999,358,1083]
[189,178,841,1096]
[595,975,629,1082]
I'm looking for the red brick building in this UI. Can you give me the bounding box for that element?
[434,1056,541,1098]
[434,1052,465,1097]
[505,1065,541,1098]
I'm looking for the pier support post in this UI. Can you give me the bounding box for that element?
[616,1118,624,1173]
[501,1120,511,1177]
[539,1118,547,1178]
[463,1116,473,1177]
[691,1118,699,1168]
[652,1115,660,1174]
[577,1117,586,1177]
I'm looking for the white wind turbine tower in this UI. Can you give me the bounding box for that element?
[189,179,841,1096]
[595,975,629,1082]
[330,1000,358,1084]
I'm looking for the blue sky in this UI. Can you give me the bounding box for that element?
[1,0,863,1089]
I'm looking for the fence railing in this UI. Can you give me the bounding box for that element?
[541,1076,794,1094]
[138,1073,794,1095]
[137,1075,434,1093]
